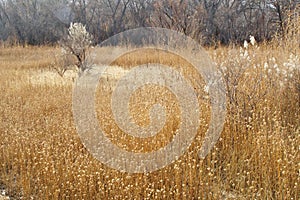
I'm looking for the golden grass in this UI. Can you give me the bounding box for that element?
[0,44,299,199]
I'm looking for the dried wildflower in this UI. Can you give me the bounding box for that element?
[250,35,256,46]
[244,40,249,49]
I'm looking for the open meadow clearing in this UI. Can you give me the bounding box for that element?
[0,44,299,199]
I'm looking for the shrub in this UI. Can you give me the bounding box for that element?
[59,22,93,75]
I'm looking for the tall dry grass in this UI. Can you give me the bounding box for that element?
[0,39,299,200]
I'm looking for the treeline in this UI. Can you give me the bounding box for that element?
[0,0,299,46]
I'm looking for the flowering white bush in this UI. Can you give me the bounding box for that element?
[60,22,93,74]
[66,23,92,55]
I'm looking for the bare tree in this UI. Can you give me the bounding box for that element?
[127,0,153,27]
[150,0,205,43]
[0,0,66,45]
[102,0,130,35]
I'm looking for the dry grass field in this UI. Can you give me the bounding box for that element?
[0,43,299,199]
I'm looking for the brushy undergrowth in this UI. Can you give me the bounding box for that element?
[0,41,299,199]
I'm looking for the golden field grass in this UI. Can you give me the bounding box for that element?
[0,44,299,200]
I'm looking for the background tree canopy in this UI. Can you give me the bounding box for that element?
[0,0,299,46]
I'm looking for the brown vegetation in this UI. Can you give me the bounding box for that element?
[0,42,299,199]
